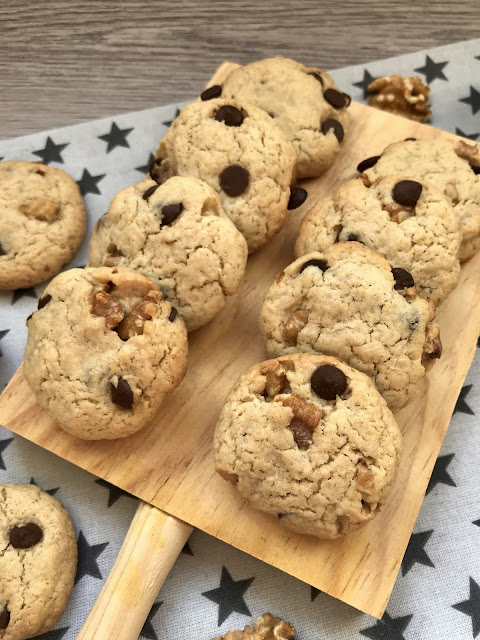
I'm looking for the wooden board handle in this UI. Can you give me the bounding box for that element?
[76,502,193,640]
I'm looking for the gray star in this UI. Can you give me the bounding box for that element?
[454,384,474,415]
[473,518,480,527]
[353,70,376,98]
[360,612,413,640]
[456,128,480,141]
[460,86,480,115]
[162,108,181,128]
[11,287,37,305]
[36,628,69,640]
[140,601,162,640]
[32,137,69,164]
[75,531,108,584]
[401,530,434,575]
[135,152,156,175]
[0,330,9,357]
[98,122,134,153]
[77,169,105,196]
[426,453,456,494]
[95,478,135,507]
[0,437,14,470]
[453,577,480,637]
[202,566,254,626]
[414,55,448,83]
[30,477,59,496]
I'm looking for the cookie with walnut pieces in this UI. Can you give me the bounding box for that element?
[0,160,86,290]
[0,483,77,640]
[154,97,297,253]
[259,243,441,411]
[220,56,351,179]
[359,137,480,261]
[212,613,296,640]
[89,176,248,331]
[295,175,460,305]
[24,266,188,440]
[214,353,403,539]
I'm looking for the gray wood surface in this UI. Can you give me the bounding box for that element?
[0,0,478,139]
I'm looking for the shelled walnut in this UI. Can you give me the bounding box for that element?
[367,75,431,123]
[213,613,296,640]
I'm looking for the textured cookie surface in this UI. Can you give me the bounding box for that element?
[360,137,480,261]
[0,483,77,640]
[215,353,403,539]
[0,160,86,290]
[212,613,296,640]
[222,57,350,179]
[89,177,248,331]
[295,175,460,305]
[259,243,441,411]
[24,266,188,440]
[154,98,297,253]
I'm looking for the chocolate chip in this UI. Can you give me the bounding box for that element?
[111,377,133,409]
[392,180,422,207]
[347,234,358,241]
[106,281,115,291]
[168,306,177,322]
[357,155,380,172]
[143,185,159,201]
[38,294,52,309]
[149,158,163,181]
[300,259,328,273]
[219,165,249,197]
[324,88,347,109]
[200,85,222,101]
[404,137,416,141]
[343,93,352,107]
[161,203,183,225]
[308,71,324,86]
[321,118,344,143]
[470,164,480,175]
[392,267,415,290]
[287,187,308,210]
[215,105,244,127]
[9,522,43,549]
[0,607,10,630]
[311,365,347,401]
[0,243,6,256]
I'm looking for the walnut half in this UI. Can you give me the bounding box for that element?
[90,290,124,329]
[367,74,431,123]
[116,290,161,340]
[277,395,322,450]
[212,613,296,640]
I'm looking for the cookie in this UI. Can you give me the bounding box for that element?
[359,137,480,261]
[220,56,350,179]
[154,97,297,253]
[0,160,86,290]
[259,243,441,411]
[24,266,188,440]
[214,353,403,539]
[88,176,248,331]
[0,483,77,640]
[212,613,296,640]
[295,175,460,305]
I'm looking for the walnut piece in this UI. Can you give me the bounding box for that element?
[382,201,411,223]
[213,613,296,640]
[425,323,442,359]
[367,74,431,123]
[283,310,308,342]
[116,290,160,340]
[455,140,480,164]
[19,197,59,222]
[90,290,124,329]
[277,394,322,450]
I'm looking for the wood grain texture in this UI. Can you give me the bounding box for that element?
[1,61,479,617]
[0,0,479,138]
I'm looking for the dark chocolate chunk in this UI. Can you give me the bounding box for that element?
[9,522,43,549]
[308,71,324,86]
[357,155,380,172]
[161,203,183,226]
[168,306,177,322]
[111,377,134,409]
[470,164,480,175]
[143,185,159,201]
[321,118,344,143]
[311,365,347,401]
[324,88,348,109]
[200,85,222,101]
[392,267,415,290]
[0,607,10,630]
[287,187,308,210]
[38,294,52,310]
[300,259,328,273]
[404,137,417,141]
[215,105,244,127]
[392,180,422,207]
[219,165,249,197]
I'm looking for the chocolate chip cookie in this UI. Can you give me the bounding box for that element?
[24,266,188,440]
[0,160,86,290]
[220,56,351,179]
[259,243,441,411]
[295,175,460,305]
[88,176,248,331]
[154,98,297,253]
[0,483,77,640]
[214,353,403,539]
[358,137,480,261]
[212,613,296,640]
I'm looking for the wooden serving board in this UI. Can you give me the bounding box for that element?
[1,62,480,619]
